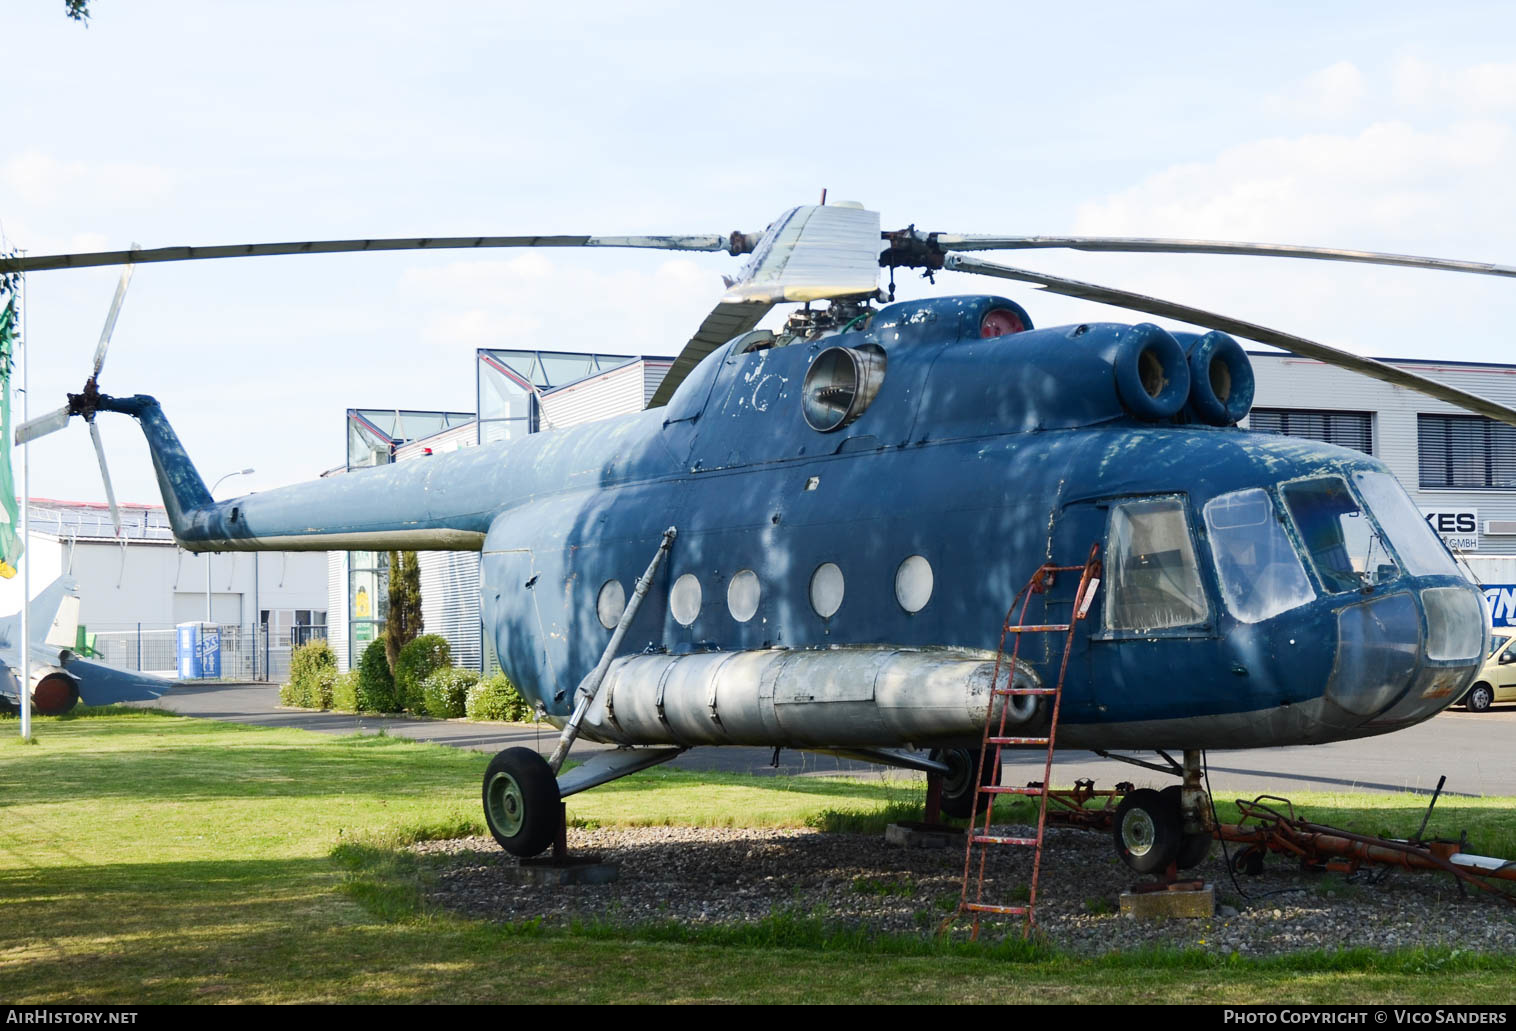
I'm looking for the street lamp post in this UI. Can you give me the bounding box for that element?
[206,469,254,624]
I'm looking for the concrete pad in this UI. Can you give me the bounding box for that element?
[503,857,620,886]
[1119,883,1214,919]
[884,822,964,849]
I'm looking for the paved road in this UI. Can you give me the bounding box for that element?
[147,681,1516,798]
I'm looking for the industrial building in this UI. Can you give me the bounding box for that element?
[0,498,328,678]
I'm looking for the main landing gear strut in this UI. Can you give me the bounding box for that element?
[482,527,679,859]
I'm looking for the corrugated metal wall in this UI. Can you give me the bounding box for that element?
[419,550,482,671]
[327,551,348,672]
[395,422,485,670]
[1247,354,1516,556]
[539,362,644,428]
[643,360,672,407]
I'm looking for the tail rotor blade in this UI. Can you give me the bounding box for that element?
[16,405,73,445]
[88,421,122,538]
[91,250,137,380]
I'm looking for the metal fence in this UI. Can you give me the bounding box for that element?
[84,623,328,683]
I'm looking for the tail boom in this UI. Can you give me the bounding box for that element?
[100,394,491,553]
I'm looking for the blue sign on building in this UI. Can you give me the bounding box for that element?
[1483,585,1516,629]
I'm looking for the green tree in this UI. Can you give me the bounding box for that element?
[64,1,90,23]
[384,550,422,673]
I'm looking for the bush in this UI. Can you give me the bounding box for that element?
[280,639,337,709]
[421,667,479,719]
[394,634,451,713]
[465,672,534,722]
[312,667,337,710]
[332,670,358,712]
[355,639,398,713]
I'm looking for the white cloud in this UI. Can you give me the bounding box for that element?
[1074,120,1513,242]
[2,150,180,212]
[1393,57,1516,112]
[1265,61,1368,120]
[401,252,728,358]
[1055,119,1516,363]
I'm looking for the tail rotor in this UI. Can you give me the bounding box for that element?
[14,252,137,536]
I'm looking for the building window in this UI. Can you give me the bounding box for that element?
[1418,414,1516,489]
[1249,409,1372,455]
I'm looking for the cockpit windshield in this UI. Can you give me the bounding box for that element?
[1281,476,1399,593]
[1203,488,1316,623]
[1351,471,1462,577]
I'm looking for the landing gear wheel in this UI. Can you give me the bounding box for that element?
[1113,787,1182,874]
[1465,683,1494,712]
[933,747,997,819]
[1159,785,1212,869]
[483,747,560,858]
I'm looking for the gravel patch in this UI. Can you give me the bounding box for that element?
[411,822,1516,955]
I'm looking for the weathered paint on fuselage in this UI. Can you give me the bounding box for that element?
[465,295,1481,750]
[124,294,1482,752]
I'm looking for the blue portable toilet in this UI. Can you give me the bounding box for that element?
[176,622,223,679]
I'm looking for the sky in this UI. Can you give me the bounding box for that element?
[5,1,1516,507]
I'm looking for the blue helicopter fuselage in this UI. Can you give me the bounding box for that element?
[116,294,1489,753]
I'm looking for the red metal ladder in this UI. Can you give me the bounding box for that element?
[953,543,1102,940]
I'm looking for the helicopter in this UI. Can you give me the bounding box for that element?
[4,200,1513,873]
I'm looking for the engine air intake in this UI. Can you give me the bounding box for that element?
[802,344,887,432]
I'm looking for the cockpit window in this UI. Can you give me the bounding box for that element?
[1351,471,1461,577]
[1281,476,1399,593]
[1203,488,1315,624]
[1105,498,1209,631]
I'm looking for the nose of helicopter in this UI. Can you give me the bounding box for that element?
[1325,579,1488,731]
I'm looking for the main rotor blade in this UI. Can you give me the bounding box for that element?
[92,253,136,380]
[646,300,774,409]
[942,252,1516,429]
[16,405,73,445]
[649,205,883,408]
[933,235,1516,280]
[88,421,122,538]
[0,234,745,274]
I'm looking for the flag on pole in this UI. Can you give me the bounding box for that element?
[0,287,22,578]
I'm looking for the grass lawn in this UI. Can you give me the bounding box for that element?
[2,709,1515,1004]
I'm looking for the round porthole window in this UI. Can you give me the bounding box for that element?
[669,573,702,626]
[727,569,760,623]
[895,555,934,613]
[809,562,845,619]
[596,579,625,630]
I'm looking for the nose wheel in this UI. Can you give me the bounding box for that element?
[1113,785,1212,873]
[483,747,561,858]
